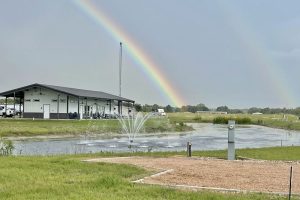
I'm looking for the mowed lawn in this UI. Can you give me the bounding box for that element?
[1,146,300,200]
[1,113,300,136]
[168,112,300,130]
[0,119,120,136]
[0,118,178,137]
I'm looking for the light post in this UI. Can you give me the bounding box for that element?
[119,42,122,97]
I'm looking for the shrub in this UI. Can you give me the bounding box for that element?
[0,139,14,156]
[213,117,252,124]
[236,117,251,124]
[193,116,202,122]
[213,117,228,124]
[175,123,193,132]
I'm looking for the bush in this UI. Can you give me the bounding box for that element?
[236,117,251,124]
[213,117,251,124]
[213,117,228,124]
[175,122,193,132]
[193,116,202,122]
[0,139,14,156]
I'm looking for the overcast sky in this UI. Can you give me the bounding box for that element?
[1,0,300,108]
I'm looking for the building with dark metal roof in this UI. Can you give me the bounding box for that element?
[0,83,134,119]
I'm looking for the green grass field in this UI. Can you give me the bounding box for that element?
[0,118,192,137]
[80,145,300,161]
[0,112,300,137]
[1,146,299,200]
[1,114,299,199]
[0,118,120,136]
[168,112,300,130]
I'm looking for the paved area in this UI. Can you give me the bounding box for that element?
[85,156,300,194]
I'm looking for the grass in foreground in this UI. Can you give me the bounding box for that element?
[1,146,299,199]
[0,155,288,200]
[77,146,300,161]
[195,146,300,161]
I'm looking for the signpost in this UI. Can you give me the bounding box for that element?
[228,120,235,160]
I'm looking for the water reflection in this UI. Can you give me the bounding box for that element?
[12,123,300,155]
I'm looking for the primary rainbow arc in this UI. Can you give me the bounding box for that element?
[74,0,186,107]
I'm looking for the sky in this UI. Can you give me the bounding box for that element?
[0,0,300,108]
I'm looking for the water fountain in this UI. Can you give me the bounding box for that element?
[117,112,153,145]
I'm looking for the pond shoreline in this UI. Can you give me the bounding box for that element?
[4,123,300,141]
[8,123,300,156]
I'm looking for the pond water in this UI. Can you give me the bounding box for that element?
[11,123,300,155]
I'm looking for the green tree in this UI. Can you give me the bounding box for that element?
[134,104,142,112]
[165,105,173,113]
[174,107,181,112]
[142,104,152,112]
[230,109,244,114]
[196,103,209,111]
[216,106,229,112]
[151,104,159,112]
[248,107,261,114]
[181,105,188,112]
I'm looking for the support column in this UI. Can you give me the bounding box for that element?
[67,96,69,114]
[109,100,112,114]
[128,102,130,115]
[118,101,122,115]
[77,97,80,120]
[22,97,24,118]
[13,92,16,118]
[85,98,88,119]
[5,97,7,116]
[19,97,22,118]
[57,94,60,120]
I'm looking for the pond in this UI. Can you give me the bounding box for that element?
[11,123,300,155]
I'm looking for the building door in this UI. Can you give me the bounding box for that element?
[79,105,84,119]
[43,104,50,119]
[84,105,90,118]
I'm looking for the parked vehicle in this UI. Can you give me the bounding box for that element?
[157,109,166,116]
[0,107,15,117]
[0,106,5,116]
[5,108,14,117]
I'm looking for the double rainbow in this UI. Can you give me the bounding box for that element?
[73,0,186,107]
[218,1,297,107]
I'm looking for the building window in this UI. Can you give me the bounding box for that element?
[52,99,58,102]
[25,99,31,102]
[33,99,40,102]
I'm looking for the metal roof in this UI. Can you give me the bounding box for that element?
[0,83,134,102]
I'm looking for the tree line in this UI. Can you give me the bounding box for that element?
[134,103,210,113]
[2,98,300,116]
[134,103,300,116]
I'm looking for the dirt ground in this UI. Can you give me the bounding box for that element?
[85,157,300,194]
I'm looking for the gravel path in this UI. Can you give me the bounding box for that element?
[85,157,300,194]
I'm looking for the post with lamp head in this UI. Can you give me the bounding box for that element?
[119,42,122,97]
[228,120,235,160]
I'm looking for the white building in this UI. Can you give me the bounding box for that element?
[0,83,134,119]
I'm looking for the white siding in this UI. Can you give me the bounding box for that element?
[68,96,78,113]
[78,98,112,115]
[24,88,67,114]
[122,104,132,115]
[23,86,132,116]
